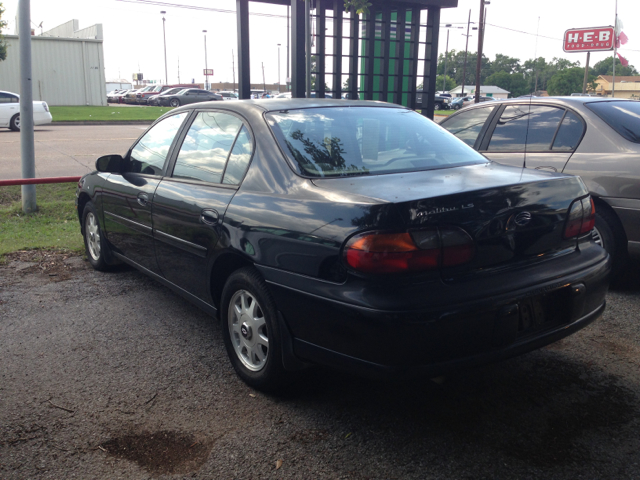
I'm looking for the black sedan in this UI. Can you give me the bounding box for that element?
[157,88,222,107]
[148,87,185,106]
[76,99,610,391]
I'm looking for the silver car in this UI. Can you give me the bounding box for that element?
[440,96,640,277]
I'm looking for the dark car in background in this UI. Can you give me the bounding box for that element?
[124,86,152,104]
[76,99,609,391]
[157,88,222,107]
[416,91,451,110]
[148,87,185,106]
[440,96,640,277]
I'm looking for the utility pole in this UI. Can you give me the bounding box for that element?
[203,30,209,90]
[443,29,449,92]
[161,11,168,84]
[287,5,290,91]
[461,10,473,97]
[19,0,36,213]
[305,0,311,98]
[232,49,236,92]
[474,0,488,104]
[278,43,281,92]
[262,62,266,93]
[177,56,181,83]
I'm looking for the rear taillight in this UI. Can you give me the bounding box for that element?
[563,196,595,239]
[42,102,49,112]
[344,227,475,274]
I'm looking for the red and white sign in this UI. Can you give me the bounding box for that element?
[203,69,214,76]
[563,27,614,52]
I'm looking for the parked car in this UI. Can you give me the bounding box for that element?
[148,88,185,106]
[415,91,451,110]
[439,96,640,277]
[124,88,147,104]
[0,90,52,131]
[137,84,195,105]
[76,99,610,391]
[107,89,124,103]
[111,89,134,104]
[219,91,239,101]
[157,88,222,107]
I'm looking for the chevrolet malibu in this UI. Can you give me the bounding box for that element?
[76,99,610,391]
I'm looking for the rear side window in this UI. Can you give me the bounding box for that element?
[525,106,565,151]
[223,126,253,184]
[586,101,640,143]
[0,92,19,103]
[172,112,243,183]
[487,105,530,152]
[441,106,495,147]
[552,111,584,151]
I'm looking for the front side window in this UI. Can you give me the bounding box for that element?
[172,112,244,183]
[441,106,495,147]
[586,101,640,143]
[267,107,487,177]
[125,112,189,175]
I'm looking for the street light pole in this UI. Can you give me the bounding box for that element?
[277,43,281,93]
[161,11,168,84]
[474,0,489,104]
[203,30,209,90]
[461,10,472,97]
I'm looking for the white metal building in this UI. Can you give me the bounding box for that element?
[449,85,511,99]
[0,20,106,106]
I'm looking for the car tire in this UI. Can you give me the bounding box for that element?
[170,99,180,107]
[221,267,292,392]
[592,209,627,278]
[82,202,113,272]
[9,114,20,131]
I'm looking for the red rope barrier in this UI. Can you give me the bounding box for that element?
[0,176,82,187]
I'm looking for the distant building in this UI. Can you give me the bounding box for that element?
[449,85,510,99]
[594,75,640,99]
[0,20,106,106]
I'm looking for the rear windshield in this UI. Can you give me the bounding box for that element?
[266,107,488,177]
[585,101,640,143]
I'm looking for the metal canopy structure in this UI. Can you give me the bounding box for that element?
[236,0,458,119]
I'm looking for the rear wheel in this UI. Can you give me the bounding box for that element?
[221,267,291,392]
[592,209,627,278]
[9,114,20,131]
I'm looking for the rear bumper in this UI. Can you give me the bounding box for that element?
[263,245,610,378]
[34,111,52,126]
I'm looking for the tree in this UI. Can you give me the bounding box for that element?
[343,0,371,14]
[485,71,529,97]
[592,57,638,77]
[488,54,522,76]
[547,67,597,96]
[0,2,8,62]
[436,75,456,92]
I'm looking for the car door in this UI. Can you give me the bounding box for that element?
[101,111,190,273]
[479,104,584,172]
[152,110,254,300]
[0,92,20,127]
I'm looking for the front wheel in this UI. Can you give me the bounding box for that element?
[221,267,292,392]
[170,99,180,107]
[9,114,20,131]
[83,202,112,271]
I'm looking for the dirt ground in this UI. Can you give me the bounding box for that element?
[1,250,640,479]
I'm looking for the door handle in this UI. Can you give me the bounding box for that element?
[137,192,149,206]
[200,209,219,225]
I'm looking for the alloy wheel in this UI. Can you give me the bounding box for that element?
[228,290,269,372]
[85,212,101,261]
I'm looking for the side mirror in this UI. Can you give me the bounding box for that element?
[96,154,124,173]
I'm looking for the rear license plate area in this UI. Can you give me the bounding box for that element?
[517,287,571,338]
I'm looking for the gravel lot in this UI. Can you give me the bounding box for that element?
[1,251,639,479]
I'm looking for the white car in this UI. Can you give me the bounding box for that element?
[218,91,239,100]
[0,90,52,131]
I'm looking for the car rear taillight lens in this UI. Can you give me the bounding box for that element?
[42,102,49,112]
[344,227,475,274]
[563,196,596,239]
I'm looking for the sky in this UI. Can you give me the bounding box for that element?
[1,0,639,87]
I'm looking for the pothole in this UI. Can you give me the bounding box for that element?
[100,431,213,475]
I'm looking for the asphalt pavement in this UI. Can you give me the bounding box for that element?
[0,125,149,180]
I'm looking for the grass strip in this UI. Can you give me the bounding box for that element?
[0,183,84,260]
[49,106,172,122]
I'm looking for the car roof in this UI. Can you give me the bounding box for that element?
[172,98,401,115]
[468,96,635,107]
[0,90,19,96]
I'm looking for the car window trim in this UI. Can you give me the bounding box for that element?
[478,103,507,151]
[123,110,194,178]
[164,108,256,187]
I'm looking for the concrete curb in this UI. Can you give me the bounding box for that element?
[52,120,154,126]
